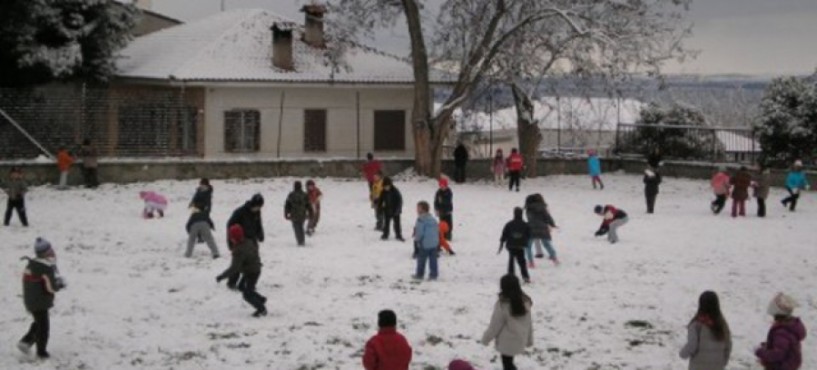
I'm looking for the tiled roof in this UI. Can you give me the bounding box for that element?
[116,8,449,84]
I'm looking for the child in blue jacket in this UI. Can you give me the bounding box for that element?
[412,201,439,281]
[781,160,810,211]
[588,150,604,190]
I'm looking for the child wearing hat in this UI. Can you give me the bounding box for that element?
[781,160,810,212]
[755,292,807,370]
[362,310,413,370]
[594,205,628,244]
[18,238,65,359]
[434,177,453,240]
[4,167,29,227]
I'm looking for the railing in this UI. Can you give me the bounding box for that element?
[615,123,758,163]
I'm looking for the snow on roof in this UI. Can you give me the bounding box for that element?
[440,97,644,133]
[116,8,448,84]
[716,131,761,153]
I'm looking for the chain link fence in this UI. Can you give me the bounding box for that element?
[615,123,759,163]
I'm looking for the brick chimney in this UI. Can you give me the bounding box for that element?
[271,23,295,71]
[300,4,327,48]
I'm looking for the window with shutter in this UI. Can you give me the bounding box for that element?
[304,109,327,152]
[374,110,406,151]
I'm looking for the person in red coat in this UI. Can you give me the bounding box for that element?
[362,153,383,190]
[506,148,524,192]
[363,310,412,370]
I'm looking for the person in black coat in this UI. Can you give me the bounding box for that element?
[499,207,531,283]
[189,178,213,214]
[379,177,404,241]
[643,168,662,214]
[434,177,453,240]
[453,143,470,183]
[225,194,264,289]
[18,238,65,359]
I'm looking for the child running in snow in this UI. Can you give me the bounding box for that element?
[781,160,810,212]
[710,167,731,215]
[216,225,267,317]
[139,191,167,219]
[524,194,559,267]
[499,207,531,283]
[4,167,29,227]
[588,150,604,190]
[755,292,807,370]
[492,149,506,186]
[185,201,220,259]
[594,205,628,244]
[285,181,311,246]
[306,180,322,236]
[17,238,66,359]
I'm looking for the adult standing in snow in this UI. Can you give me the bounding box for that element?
[362,310,412,370]
[306,180,322,236]
[284,181,311,246]
[679,291,732,370]
[481,274,533,370]
[588,149,604,190]
[755,292,807,370]
[524,194,559,267]
[226,194,264,289]
[379,177,404,241]
[754,166,771,218]
[362,153,383,190]
[781,160,810,212]
[506,148,524,192]
[185,201,220,259]
[730,166,752,218]
[499,207,531,283]
[79,139,99,188]
[434,177,453,240]
[189,178,213,214]
[643,167,662,214]
[492,149,506,186]
[4,167,29,227]
[216,225,267,317]
[593,205,628,244]
[412,201,439,280]
[55,147,74,190]
[17,238,65,359]
[710,167,731,215]
[453,142,470,183]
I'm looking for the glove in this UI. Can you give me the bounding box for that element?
[216,275,224,283]
[594,229,606,237]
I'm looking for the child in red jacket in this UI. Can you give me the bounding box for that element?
[363,310,412,370]
[506,148,524,192]
[594,205,628,244]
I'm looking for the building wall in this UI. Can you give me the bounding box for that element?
[204,86,415,159]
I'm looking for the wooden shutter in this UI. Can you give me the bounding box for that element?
[304,109,327,152]
[374,110,406,151]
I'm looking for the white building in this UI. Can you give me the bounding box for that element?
[114,7,449,159]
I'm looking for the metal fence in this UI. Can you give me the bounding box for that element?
[614,123,759,163]
[0,84,201,160]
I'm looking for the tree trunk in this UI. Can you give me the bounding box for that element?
[511,83,542,177]
[401,0,433,176]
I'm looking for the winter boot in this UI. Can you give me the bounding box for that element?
[17,341,32,355]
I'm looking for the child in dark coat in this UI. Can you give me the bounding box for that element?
[524,194,559,267]
[18,238,65,359]
[499,207,531,283]
[189,178,213,214]
[216,225,267,317]
[434,177,453,240]
[285,181,312,246]
[730,166,752,217]
[754,167,771,217]
[755,293,807,370]
[643,168,662,214]
[379,177,404,241]
[225,194,264,289]
[4,167,29,227]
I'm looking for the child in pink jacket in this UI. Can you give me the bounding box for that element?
[710,168,730,215]
[139,191,168,218]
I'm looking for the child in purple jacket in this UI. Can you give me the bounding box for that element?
[756,292,807,370]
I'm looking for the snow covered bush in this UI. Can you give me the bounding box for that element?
[754,76,817,167]
[621,102,722,160]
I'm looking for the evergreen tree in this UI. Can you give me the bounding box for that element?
[0,0,137,86]
[754,76,817,167]
[622,102,722,160]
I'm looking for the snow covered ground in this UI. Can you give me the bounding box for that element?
[1,174,814,370]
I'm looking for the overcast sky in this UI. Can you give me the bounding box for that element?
[145,0,817,76]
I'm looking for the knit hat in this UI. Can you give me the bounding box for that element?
[594,205,604,214]
[449,359,476,370]
[378,310,397,328]
[767,292,799,317]
[439,177,449,188]
[228,224,245,244]
[249,193,264,207]
[34,237,52,257]
[794,160,803,168]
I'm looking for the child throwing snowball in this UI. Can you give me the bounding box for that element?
[594,205,628,244]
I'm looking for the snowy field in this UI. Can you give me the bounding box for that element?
[1,173,814,370]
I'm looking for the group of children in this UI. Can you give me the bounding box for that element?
[490,148,525,191]
[710,160,810,218]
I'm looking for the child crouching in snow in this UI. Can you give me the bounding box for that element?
[594,205,628,244]
[185,201,220,259]
[139,191,167,218]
